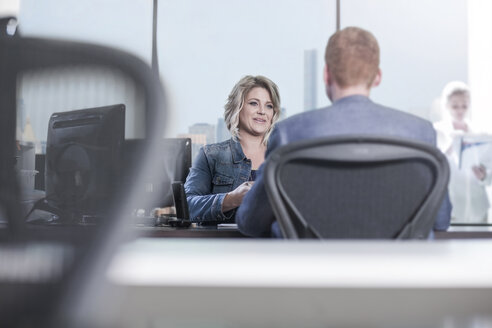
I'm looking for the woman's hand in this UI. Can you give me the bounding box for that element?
[472,164,487,181]
[222,181,254,212]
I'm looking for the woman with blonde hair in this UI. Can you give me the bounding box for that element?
[434,81,491,223]
[184,75,281,223]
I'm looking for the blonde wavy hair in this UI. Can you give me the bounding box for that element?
[224,75,281,146]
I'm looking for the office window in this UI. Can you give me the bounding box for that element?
[341,0,492,225]
[15,0,336,151]
[17,67,146,149]
[16,0,153,147]
[158,0,336,147]
[340,0,468,121]
[10,0,491,225]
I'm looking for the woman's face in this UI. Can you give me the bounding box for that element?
[447,93,470,122]
[238,87,274,138]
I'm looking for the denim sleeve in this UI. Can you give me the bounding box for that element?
[184,148,232,221]
[236,128,280,237]
[236,163,276,237]
[429,124,451,231]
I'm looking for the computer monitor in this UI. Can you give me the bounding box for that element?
[45,104,125,222]
[122,138,192,211]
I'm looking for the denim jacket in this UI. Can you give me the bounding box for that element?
[184,138,252,222]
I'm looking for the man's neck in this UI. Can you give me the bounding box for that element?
[331,84,371,102]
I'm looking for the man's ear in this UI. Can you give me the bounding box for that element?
[372,68,382,87]
[323,65,330,86]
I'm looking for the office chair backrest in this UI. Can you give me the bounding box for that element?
[0,34,166,327]
[264,136,450,239]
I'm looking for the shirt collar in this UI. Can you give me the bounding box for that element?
[333,94,371,106]
[230,138,246,163]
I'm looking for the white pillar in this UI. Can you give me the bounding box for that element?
[468,0,492,133]
[469,0,492,222]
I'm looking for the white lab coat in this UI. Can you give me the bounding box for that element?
[434,119,492,223]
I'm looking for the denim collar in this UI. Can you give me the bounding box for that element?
[230,138,246,163]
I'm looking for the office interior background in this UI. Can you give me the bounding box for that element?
[5,0,492,223]
[2,1,492,328]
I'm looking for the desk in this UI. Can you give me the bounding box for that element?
[135,224,246,238]
[435,225,492,239]
[77,239,492,328]
[4,222,491,240]
[135,224,492,239]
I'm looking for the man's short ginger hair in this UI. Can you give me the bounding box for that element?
[325,27,380,88]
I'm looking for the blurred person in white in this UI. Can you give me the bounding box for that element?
[433,81,492,223]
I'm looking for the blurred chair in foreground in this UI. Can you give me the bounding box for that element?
[0,31,166,327]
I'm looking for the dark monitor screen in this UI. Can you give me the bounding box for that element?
[122,138,192,210]
[45,104,125,222]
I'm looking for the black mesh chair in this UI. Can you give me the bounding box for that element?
[0,33,166,327]
[263,135,450,239]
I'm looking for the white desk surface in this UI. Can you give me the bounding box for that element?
[108,238,492,288]
[83,239,492,328]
